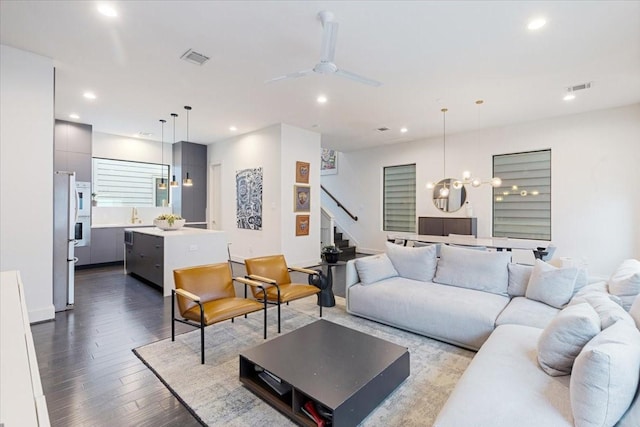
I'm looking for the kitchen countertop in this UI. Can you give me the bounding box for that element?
[126,227,223,237]
[92,223,151,229]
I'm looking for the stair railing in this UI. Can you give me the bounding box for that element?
[321,185,358,221]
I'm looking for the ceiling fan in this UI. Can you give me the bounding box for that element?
[266,11,382,87]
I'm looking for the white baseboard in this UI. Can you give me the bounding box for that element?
[28,304,55,324]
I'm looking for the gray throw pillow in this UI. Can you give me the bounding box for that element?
[571,320,640,427]
[537,303,601,376]
[508,263,533,297]
[525,260,578,309]
[385,241,437,282]
[354,253,398,285]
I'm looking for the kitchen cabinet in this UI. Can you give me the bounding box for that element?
[90,227,126,264]
[75,246,91,267]
[172,141,207,223]
[418,217,477,237]
[54,120,92,182]
[125,228,228,296]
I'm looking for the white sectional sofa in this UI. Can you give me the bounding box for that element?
[345,243,640,427]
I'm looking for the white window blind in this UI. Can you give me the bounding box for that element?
[493,150,551,240]
[92,158,168,207]
[383,164,416,232]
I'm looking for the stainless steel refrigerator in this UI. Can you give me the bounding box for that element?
[53,171,78,312]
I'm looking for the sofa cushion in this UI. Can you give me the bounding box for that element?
[496,296,559,329]
[508,263,533,297]
[537,303,601,376]
[570,320,640,427]
[385,241,437,282]
[569,291,633,330]
[347,278,509,350]
[608,259,640,310]
[434,245,511,296]
[525,259,578,309]
[434,324,572,427]
[354,253,398,285]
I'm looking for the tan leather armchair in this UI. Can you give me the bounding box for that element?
[172,262,268,364]
[244,254,321,333]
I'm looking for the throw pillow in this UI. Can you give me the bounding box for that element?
[433,245,511,296]
[570,320,640,427]
[525,259,578,309]
[630,294,640,330]
[608,259,640,310]
[354,253,398,285]
[385,241,438,282]
[569,291,634,329]
[548,257,589,296]
[507,263,533,297]
[537,303,601,376]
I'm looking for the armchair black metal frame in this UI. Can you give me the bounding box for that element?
[171,276,268,364]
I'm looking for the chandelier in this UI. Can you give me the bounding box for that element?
[426,103,501,194]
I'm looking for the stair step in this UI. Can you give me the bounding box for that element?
[334,232,343,241]
[335,240,350,248]
[339,246,357,261]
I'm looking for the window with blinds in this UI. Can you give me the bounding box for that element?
[383,164,416,232]
[92,158,169,207]
[493,149,551,240]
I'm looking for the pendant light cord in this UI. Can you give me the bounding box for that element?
[441,108,448,179]
[159,119,166,183]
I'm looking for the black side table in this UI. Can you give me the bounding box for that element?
[309,261,346,307]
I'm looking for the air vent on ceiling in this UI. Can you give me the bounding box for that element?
[180,49,210,66]
[377,127,390,132]
[569,82,592,92]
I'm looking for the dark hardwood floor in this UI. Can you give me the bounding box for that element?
[31,264,202,427]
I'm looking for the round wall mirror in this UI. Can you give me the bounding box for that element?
[432,178,467,212]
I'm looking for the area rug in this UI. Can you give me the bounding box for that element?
[133,297,474,426]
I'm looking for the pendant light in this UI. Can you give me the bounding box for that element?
[183,105,193,187]
[158,119,167,190]
[426,108,450,197]
[451,100,502,190]
[170,113,179,188]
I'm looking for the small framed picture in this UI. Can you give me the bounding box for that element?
[296,161,310,184]
[294,185,310,212]
[321,148,338,175]
[296,215,310,236]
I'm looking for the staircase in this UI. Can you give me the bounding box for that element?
[334,227,357,261]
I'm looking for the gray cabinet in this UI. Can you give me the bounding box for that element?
[54,120,92,182]
[126,232,164,287]
[172,141,207,222]
[90,227,126,264]
[418,217,477,237]
[75,246,91,266]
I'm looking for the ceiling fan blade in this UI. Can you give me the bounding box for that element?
[320,21,338,63]
[265,69,314,84]
[334,69,382,87]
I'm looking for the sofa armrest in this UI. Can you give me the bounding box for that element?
[346,259,361,290]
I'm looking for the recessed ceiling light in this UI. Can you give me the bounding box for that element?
[229,126,237,131]
[563,93,575,101]
[97,4,117,17]
[83,91,96,100]
[527,18,546,30]
[317,95,328,104]
[400,127,408,133]
[69,113,80,119]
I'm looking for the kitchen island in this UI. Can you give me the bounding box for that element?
[125,227,228,296]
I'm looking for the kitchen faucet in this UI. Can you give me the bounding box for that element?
[131,207,139,224]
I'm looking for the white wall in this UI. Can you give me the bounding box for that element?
[0,45,55,322]
[280,124,322,266]
[208,124,321,266]
[322,104,640,277]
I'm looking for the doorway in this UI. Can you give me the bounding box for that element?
[209,163,222,230]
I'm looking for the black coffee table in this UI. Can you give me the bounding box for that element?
[239,320,410,426]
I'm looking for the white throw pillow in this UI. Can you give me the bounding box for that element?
[433,245,511,296]
[385,241,437,282]
[608,259,640,310]
[569,291,634,329]
[548,257,589,296]
[525,259,578,309]
[630,294,640,330]
[507,263,533,297]
[570,320,640,427]
[537,303,601,376]
[354,253,398,285]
